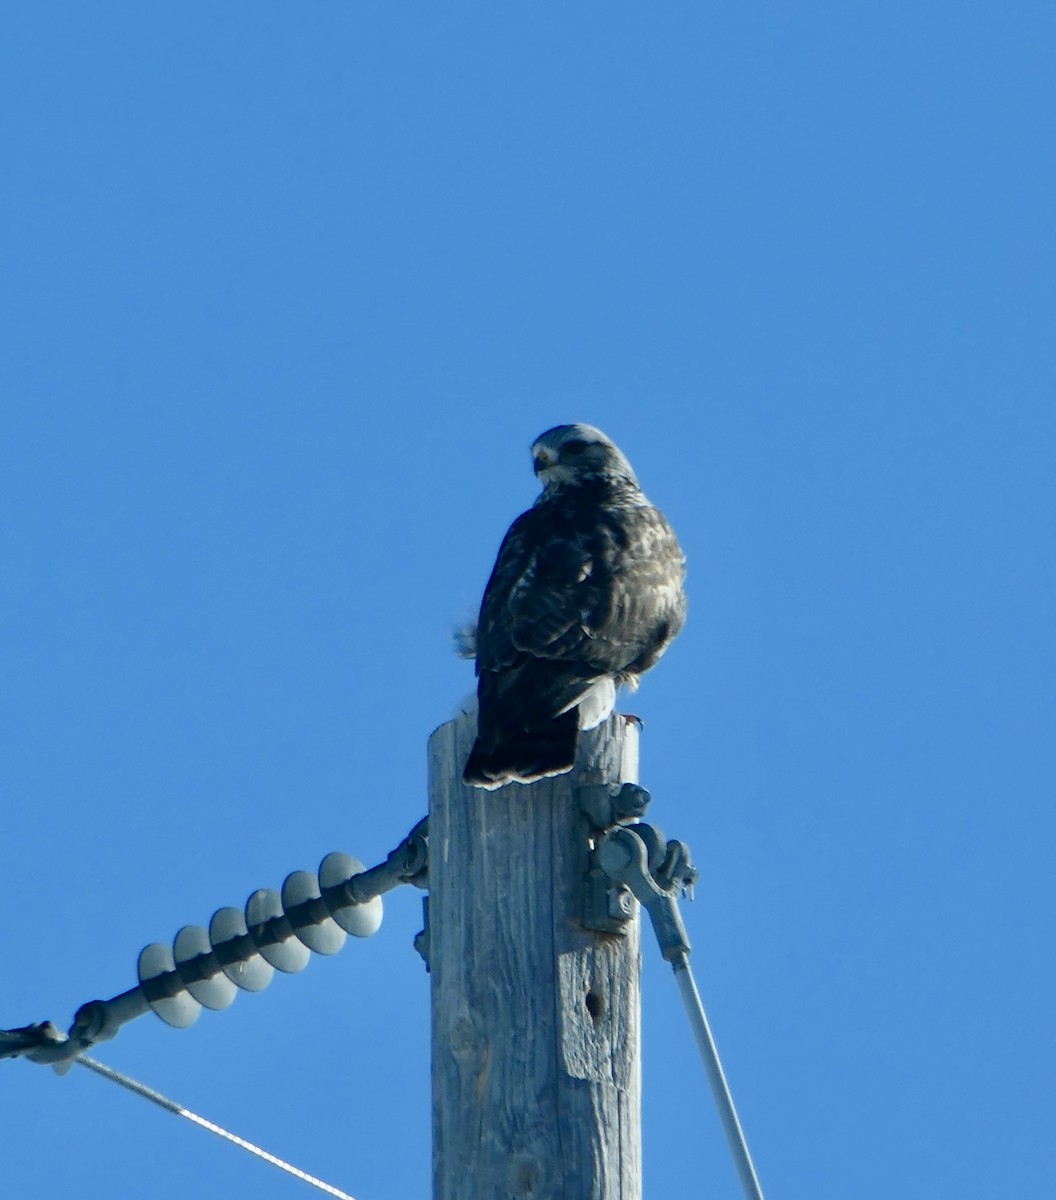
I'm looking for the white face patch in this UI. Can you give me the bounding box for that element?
[534,461,581,489]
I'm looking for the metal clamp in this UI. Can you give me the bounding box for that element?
[578,782,654,934]
[339,816,429,904]
[593,824,698,962]
[576,781,652,831]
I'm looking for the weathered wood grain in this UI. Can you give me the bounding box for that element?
[429,711,641,1200]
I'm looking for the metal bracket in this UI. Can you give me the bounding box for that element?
[578,781,653,934]
[576,781,652,831]
[413,896,431,972]
[591,823,699,961]
[582,864,636,933]
[338,816,429,905]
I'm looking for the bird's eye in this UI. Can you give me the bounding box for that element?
[563,439,588,456]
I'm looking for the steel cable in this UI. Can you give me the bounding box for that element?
[77,1055,358,1200]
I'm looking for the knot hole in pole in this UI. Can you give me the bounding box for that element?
[585,987,605,1027]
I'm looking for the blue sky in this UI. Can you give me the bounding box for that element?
[2,3,1054,1197]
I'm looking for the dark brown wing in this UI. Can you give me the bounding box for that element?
[475,493,684,720]
[466,487,685,788]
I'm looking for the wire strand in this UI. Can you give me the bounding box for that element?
[77,1055,358,1200]
[671,961,766,1200]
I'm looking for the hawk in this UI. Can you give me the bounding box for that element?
[463,423,686,789]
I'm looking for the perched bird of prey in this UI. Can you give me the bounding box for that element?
[463,424,686,789]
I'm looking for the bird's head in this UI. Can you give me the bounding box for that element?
[531,424,639,492]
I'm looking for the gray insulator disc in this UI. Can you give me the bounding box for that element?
[318,852,384,938]
[281,869,347,955]
[173,924,237,1011]
[245,887,311,974]
[138,942,201,1028]
[210,906,274,992]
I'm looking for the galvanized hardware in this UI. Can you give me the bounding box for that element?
[578,784,654,933]
[336,816,429,905]
[576,781,652,831]
[595,825,697,965]
[413,896,431,971]
[582,815,696,939]
[582,863,636,934]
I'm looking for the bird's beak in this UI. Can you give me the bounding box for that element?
[533,450,554,475]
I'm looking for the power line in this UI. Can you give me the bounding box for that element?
[78,1055,359,1200]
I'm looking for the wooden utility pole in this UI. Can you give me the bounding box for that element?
[428,710,642,1200]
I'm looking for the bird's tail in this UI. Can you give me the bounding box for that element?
[463,708,578,790]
